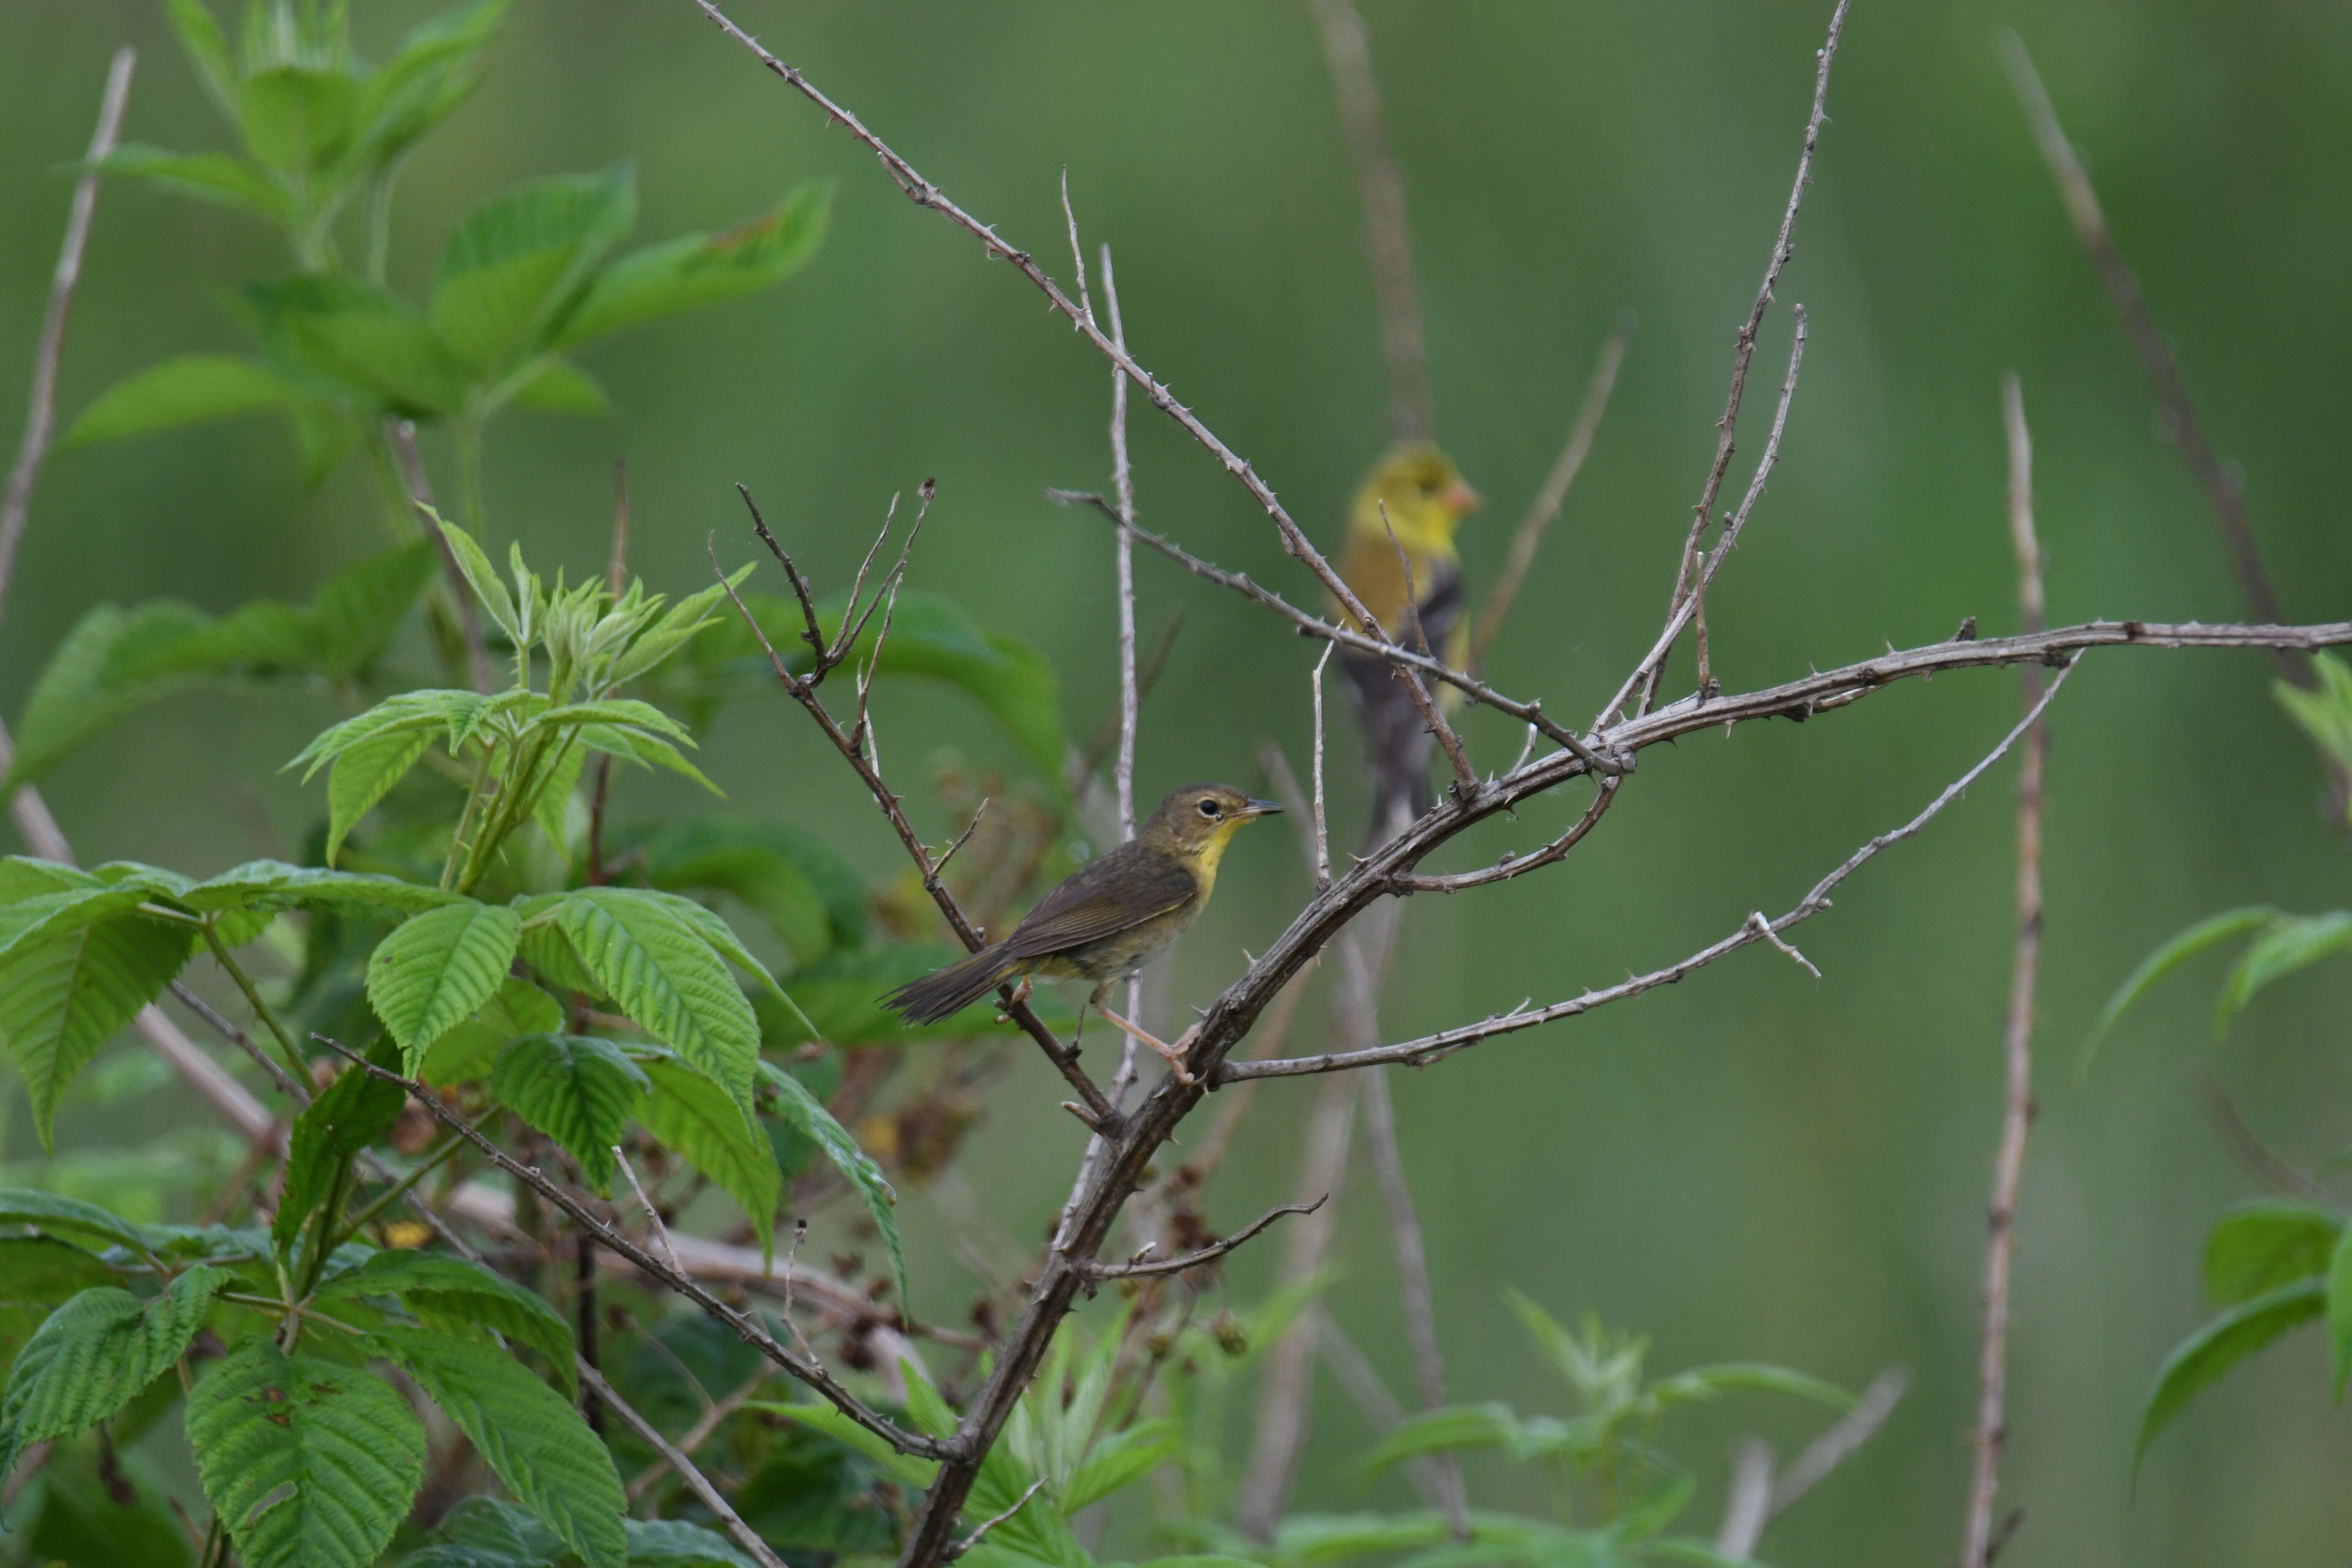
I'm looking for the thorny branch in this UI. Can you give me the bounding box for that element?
[1081,1198,1325,1284]
[711,498,1119,1130]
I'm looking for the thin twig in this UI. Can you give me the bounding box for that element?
[590,1349,787,1565]
[1715,1440,1775,1558]
[1222,664,2075,1082]
[1620,0,1848,721]
[623,1363,776,1503]
[1312,644,1334,890]
[169,980,310,1104]
[1105,244,1146,1113]
[1470,321,1632,665]
[312,1035,952,1461]
[1307,0,1431,444]
[1772,1365,1909,1516]
[1083,1198,1323,1282]
[1059,169,1094,330]
[1962,374,2049,1568]
[1359,1066,1470,1537]
[614,1144,683,1275]
[1380,503,1480,797]
[945,1476,1047,1563]
[0,46,135,629]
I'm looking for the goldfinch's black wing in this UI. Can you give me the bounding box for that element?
[1002,843,1196,960]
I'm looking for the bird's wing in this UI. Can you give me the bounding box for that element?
[1002,846,1196,959]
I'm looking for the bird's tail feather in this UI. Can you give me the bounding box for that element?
[883,943,1015,1024]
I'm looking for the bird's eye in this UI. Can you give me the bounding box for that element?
[1197,799,1220,818]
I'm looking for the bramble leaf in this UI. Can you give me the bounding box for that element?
[756,1058,898,1304]
[2204,1200,2344,1307]
[0,1266,234,1475]
[556,888,757,1110]
[62,353,303,446]
[2137,1279,2326,1471]
[555,183,829,349]
[2082,906,2278,1070]
[318,1248,577,1395]
[366,901,524,1070]
[488,1034,648,1193]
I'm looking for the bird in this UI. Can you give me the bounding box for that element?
[1330,443,1482,833]
[881,783,1283,1081]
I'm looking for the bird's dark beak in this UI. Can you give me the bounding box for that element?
[1239,798,1285,818]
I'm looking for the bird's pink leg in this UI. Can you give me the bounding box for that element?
[1095,1008,1199,1086]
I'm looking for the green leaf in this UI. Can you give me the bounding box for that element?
[288,688,494,779]
[2136,1278,2326,1471]
[375,1326,624,1568]
[62,354,305,447]
[634,1051,779,1244]
[317,1247,577,1395]
[245,276,470,418]
[1647,1363,1851,1413]
[6,602,272,791]
[2215,911,2352,1029]
[275,1041,406,1252]
[555,183,829,349]
[2204,1200,2344,1306]
[579,723,721,795]
[237,65,361,174]
[434,518,521,642]
[0,1266,233,1473]
[327,728,433,866]
[182,860,461,917]
[2275,653,2352,781]
[488,1034,648,1193]
[555,888,758,1109]
[348,0,508,174]
[165,0,240,121]
[2330,1226,2352,1401]
[95,144,290,224]
[755,1058,899,1303]
[2082,906,2279,1070]
[0,1186,157,1255]
[420,975,564,1085]
[311,540,438,679]
[431,165,637,373]
[0,913,196,1151]
[1061,1418,1179,1514]
[1359,1404,1531,1474]
[505,356,610,416]
[186,1339,427,1568]
[637,817,865,964]
[367,901,524,1069]
[623,1518,763,1568]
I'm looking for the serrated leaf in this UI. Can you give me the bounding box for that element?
[275,1041,406,1252]
[528,731,587,855]
[419,975,564,1086]
[245,275,468,417]
[489,1034,647,1193]
[62,353,304,447]
[2136,1279,2326,1472]
[434,520,520,642]
[327,727,433,867]
[287,688,489,779]
[367,901,523,1069]
[375,1326,624,1568]
[0,1187,157,1255]
[755,1057,898,1303]
[182,860,460,916]
[579,724,721,795]
[0,1266,233,1473]
[0,913,196,1151]
[1061,1418,1179,1514]
[348,0,508,174]
[318,1248,576,1394]
[2215,911,2352,1029]
[634,1051,778,1245]
[2204,1200,2344,1306]
[186,1339,426,1568]
[2082,906,2279,1070]
[555,182,829,348]
[556,888,757,1109]
[431,165,636,373]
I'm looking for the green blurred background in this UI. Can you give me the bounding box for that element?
[7,0,2352,1559]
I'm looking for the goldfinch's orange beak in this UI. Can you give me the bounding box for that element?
[1440,480,1482,514]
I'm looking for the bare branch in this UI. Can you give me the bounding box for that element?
[169,980,309,1104]
[1222,662,2075,1082]
[1962,374,2050,1568]
[0,46,134,628]
[1618,0,1848,721]
[707,532,1118,1127]
[1472,321,1633,666]
[1715,1439,1775,1558]
[1388,778,1617,894]
[1772,1365,1909,1515]
[1307,0,1432,444]
[614,1144,683,1275]
[1747,909,1822,979]
[313,1035,952,1461]
[1312,643,1334,890]
[582,1362,789,1568]
[1083,1198,1324,1282]
[1059,168,1094,330]
[1380,503,1480,797]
